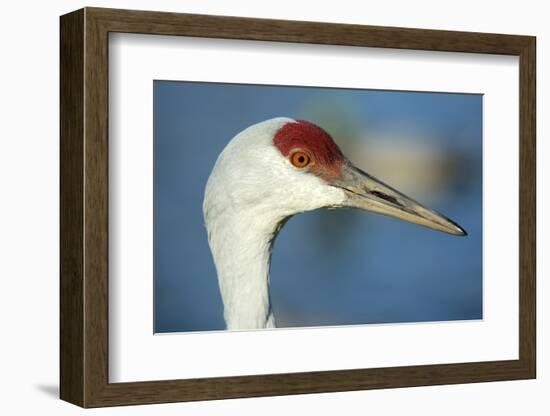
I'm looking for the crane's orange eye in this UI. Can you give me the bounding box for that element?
[290,151,311,168]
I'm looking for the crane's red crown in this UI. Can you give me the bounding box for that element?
[273,120,346,181]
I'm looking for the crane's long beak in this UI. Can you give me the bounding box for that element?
[333,164,467,236]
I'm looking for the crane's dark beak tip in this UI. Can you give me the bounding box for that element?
[448,218,468,237]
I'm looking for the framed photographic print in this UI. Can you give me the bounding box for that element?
[60,7,536,408]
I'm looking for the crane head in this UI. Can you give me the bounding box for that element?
[204,117,466,236]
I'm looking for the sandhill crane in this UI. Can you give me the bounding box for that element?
[203,117,466,330]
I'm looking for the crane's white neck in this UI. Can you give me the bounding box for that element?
[205,204,285,330]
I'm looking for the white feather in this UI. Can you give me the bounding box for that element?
[203,118,346,329]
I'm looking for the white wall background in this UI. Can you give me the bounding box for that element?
[0,0,545,414]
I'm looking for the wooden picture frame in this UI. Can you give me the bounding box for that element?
[60,7,536,408]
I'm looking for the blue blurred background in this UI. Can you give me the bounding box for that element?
[153,80,482,333]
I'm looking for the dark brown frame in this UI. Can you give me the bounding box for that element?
[60,7,536,408]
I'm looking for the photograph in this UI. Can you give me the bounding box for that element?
[153,81,483,333]
[55,5,537,409]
